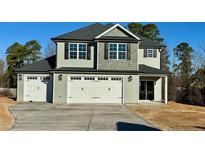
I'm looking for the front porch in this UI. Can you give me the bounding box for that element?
[138,75,168,104]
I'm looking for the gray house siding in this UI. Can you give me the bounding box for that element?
[123,75,139,103]
[97,42,139,70]
[17,74,24,102]
[56,42,94,68]
[138,49,161,69]
[53,73,68,103]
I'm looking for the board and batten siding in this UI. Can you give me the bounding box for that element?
[138,49,161,69]
[56,42,94,68]
[97,42,139,70]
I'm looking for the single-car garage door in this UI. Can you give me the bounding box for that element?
[24,75,52,102]
[67,76,122,103]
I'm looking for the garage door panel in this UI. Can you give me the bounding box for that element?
[68,77,122,103]
[24,75,52,102]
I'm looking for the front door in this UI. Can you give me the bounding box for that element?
[139,81,154,101]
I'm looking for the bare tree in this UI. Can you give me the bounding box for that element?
[192,51,205,71]
[45,41,56,58]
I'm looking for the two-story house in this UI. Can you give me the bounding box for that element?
[16,23,170,104]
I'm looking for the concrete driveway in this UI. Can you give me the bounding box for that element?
[9,102,159,131]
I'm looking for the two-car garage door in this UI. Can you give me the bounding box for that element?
[67,76,122,103]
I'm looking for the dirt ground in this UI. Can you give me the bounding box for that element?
[128,101,205,131]
[0,97,16,131]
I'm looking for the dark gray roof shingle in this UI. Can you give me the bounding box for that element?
[137,35,165,48]
[52,23,114,41]
[52,23,164,48]
[138,64,170,74]
[50,65,170,74]
[15,55,56,72]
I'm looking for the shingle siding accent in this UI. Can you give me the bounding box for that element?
[97,42,138,70]
[104,27,129,37]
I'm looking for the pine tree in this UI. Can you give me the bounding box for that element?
[174,42,193,102]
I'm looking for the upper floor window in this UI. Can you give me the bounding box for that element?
[108,43,127,60]
[69,43,87,59]
[144,49,157,58]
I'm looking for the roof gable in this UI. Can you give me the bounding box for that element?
[95,24,141,40]
[103,27,129,37]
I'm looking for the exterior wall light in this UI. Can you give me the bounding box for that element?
[19,74,22,80]
[58,74,62,81]
[128,76,132,82]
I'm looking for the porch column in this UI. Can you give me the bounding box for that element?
[164,76,168,104]
[136,75,139,103]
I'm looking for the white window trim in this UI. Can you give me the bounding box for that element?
[95,24,141,40]
[145,49,157,58]
[69,43,87,60]
[108,43,127,60]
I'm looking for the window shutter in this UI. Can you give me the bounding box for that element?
[144,49,147,58]
[104,43,108,60]
[87,44,91,60]
[153,49,157,58]
[64,42,69,59]
[127,43,131,60]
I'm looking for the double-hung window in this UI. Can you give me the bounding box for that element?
[109,43,117,59]
[79,44,87,59]
[69,43,87,59]
[108,43,127,60]
[144,49,157,58]
[69,43,78,59]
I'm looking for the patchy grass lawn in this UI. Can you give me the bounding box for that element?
[0,97,16,131]
[128,102,205,131]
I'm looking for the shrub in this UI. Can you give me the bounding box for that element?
[0,89,14,98]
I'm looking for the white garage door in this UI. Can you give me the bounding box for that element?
[67,76,122,103]
[24,75,52,102]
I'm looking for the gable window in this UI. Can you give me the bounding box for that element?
[144,49,157,58]
[69,43,87,59]
[108,43,127,60]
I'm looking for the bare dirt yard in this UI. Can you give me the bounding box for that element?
[128,102,205,131]
[0,97,16,131]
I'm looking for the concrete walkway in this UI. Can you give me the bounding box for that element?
[9,102,159,131]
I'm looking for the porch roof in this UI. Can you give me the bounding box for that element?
[15,55,171,75]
